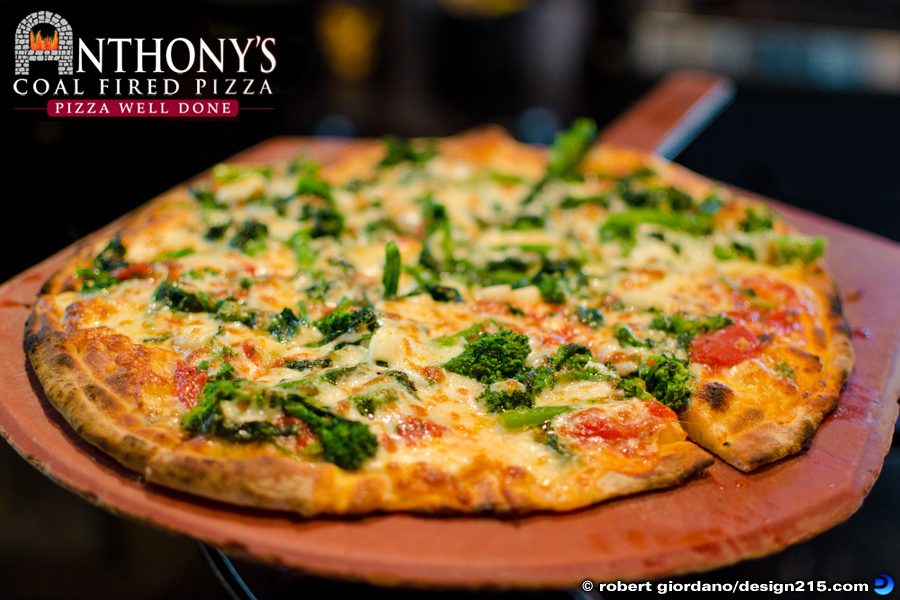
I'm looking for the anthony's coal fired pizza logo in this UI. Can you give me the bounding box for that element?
[12,11,276,118]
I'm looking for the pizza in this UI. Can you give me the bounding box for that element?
[25,121,853,515]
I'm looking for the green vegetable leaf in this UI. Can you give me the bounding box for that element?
[382,240,401,298]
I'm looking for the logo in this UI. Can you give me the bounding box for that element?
[14,11,73,76]
[12,10,279,118]
[875,574,894,595]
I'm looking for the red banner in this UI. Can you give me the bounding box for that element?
[46,99,239,117]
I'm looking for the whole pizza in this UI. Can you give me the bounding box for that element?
[25,122,853,515]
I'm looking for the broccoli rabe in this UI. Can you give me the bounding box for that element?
[312,306,380,346]
[496,406,573,430]
[547,118,597,181]
[769,235,826,266]
[600,208,713,253]
[408,284,463,303]
[377,136,437,168]
[94,235,128,272]
[574,306,604,328]
[182,379,378,470]
[153,280,220,313]
[548,343,592,371]
[302,204,345,238]
[638,354,694,412]
[649,313,734,348]
[443,329,531,385]
[153,282,306,344]
[739,208,774,232]
[382,240,401,299]
[266,308,302,343]
[77,234,130,292]
[229,220,268,255]
[614,325,650,348]
[478,380,534,413]
[284,356,333,371]
[522,118,597,205]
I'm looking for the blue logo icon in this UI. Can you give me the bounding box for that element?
[875,574,894,595]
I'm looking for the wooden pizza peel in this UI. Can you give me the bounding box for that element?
[0,71,897,588]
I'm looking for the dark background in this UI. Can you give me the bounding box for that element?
[3,1,899,598]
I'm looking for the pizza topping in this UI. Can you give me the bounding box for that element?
[649,313,734,348]
[637,354,694,412]
[442,329,531,385]
[36,123,850,515]
[182,379,378,470]
[689,325,762,368]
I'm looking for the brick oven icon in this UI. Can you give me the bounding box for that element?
[14,11,73,76]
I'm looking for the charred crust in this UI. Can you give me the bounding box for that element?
[696,381,733,411]
[828,289,844,319]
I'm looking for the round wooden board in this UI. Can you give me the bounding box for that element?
[0,137,898,589]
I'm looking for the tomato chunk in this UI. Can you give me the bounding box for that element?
[690,325,761,368]
[174,361,207,407]
[112,262,154,281]
[556,407,642,443]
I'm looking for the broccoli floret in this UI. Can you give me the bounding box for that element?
[548,343,592,371]
[94,234,128,272]
[190,188,226,210]
[78,235,130,292]
[312,307,380,346]
[574,306,604,328]
[286,403,378,470]
[205,221,232,241]
[266,308,302,343]
[477,379,534,413]
[303,204,344,238]
[77,267,120,292]
[377,136,437,168]
[443,329,531,385]
[638,354,694,412]
[215,299,259,327]
[229,220,268,255]
[534,272,567,304]
[183,379,377,470]
[286,230,316,266]
[769,235,826,265]
[517,365,555,397]
[739,208,774,233]
[649,313,734,348]
[153,280,220,313]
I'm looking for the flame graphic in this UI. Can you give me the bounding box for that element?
[30,30,58,51]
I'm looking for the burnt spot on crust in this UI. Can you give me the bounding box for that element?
[696,381,733,411]
[828,290,844,319]
[833,319,852,340]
